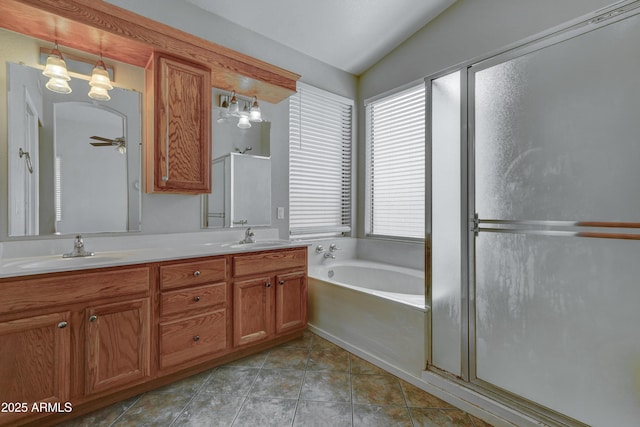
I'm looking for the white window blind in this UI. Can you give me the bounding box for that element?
[289,83,353,238]
[366,84,425,240]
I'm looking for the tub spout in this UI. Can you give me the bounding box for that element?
[323,252,336,259]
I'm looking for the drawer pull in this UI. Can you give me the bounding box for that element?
[57,321,68,329]
[266,281,271,288]
[193,270,201,277]
[89,315,98,322]
[279,280,285,285]
[193,335,200,342]
[193,296,201,302]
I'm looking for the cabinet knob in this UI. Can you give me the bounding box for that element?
[193,270,201,277]
[89,315,98,322]
[279,280,285,285]
[193,296,201,302]
[162,175,169,182]
[266,281,271,288]
[193,335,200,342]
[57,321,68,329]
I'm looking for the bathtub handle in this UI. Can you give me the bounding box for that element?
[266,281,271,288]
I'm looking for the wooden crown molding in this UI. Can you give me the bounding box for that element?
[0,0,300,103]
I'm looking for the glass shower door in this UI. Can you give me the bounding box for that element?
[471,9,640,426]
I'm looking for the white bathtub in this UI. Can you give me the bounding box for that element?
[308,256,429,376]
[308,260,426,310]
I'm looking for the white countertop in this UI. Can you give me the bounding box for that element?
[0,229,310,279]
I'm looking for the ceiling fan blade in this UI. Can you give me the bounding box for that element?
[90,142,114,146]
[90,135,115,143]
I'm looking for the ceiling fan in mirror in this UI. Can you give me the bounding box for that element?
[90,135,126,154]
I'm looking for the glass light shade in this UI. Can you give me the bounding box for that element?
[43,54,71,81]
[45,77,72,94]
[88,85,111,101]
[237,115,251,129]
[249,96,262,122]
[229,99,239,115]
[239,102,250,117]
[89,64,113,90]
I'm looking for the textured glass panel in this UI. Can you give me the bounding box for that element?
[431,71,461,375]
[475,233,640,426]
[475,14,640,222]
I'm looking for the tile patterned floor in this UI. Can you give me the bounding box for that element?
[55,331,493,427]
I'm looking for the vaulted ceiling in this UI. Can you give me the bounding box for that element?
[184,0,456,75]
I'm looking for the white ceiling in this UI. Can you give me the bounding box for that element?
[184,0,456,75]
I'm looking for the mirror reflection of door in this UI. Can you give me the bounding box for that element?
[53,103,127,234]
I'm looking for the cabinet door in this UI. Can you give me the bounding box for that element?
[148,53,211,193]
[0,312,70,424]
[275,272,307,334]
[233,276,273,347]
[85,299,150,395]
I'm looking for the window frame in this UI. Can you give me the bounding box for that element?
[288,82,355,239]
[364,81,426,242]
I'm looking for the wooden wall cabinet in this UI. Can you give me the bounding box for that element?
[145,53,212,194]
[232,248,308,348]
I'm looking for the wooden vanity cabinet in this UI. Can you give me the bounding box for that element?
[145,52,212,194]
[232,248,308,348]
[158,257,231,372]
[0,265,152,425]
[0,311,71,425]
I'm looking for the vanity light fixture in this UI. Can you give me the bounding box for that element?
[228,90,239,115]
[43,42,72,94]
[238,102,251,128]
[249,96,262,122]
[88,57,113,101]
[218,90,264,128]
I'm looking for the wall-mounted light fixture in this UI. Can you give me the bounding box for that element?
[42,42,72,94]
[217,90,263,128]
[88,57,113,101]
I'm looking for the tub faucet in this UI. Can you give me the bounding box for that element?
[241,227,255,244]
[323,252,336,259]
[63,235,95,258]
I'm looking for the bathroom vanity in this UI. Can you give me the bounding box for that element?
[0,242,308,427]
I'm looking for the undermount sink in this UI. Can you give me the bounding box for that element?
[11,254,124,270]
[222,240,290,249]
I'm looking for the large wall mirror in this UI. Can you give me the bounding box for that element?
[201,89,271,229]
[1,29,144,238]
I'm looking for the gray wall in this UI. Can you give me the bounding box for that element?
[104,0,358,237]
[356,0,615,235]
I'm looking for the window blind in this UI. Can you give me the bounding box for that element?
[366,84,425,240]
[289,83,353,238]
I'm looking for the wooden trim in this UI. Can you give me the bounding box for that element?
[1,0,300,103]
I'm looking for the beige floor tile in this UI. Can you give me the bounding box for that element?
[307,347,350,372]
[410,408,475,427]
[353,404,413,427]
[352,374,405,406]
[350,354,391,376]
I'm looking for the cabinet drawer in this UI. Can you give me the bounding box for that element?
[160,283,226,317]
[159,309,227,369]
[233,248,306,277]
[160,258,227,290]
[0,266,151,314]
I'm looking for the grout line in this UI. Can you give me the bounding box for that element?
[348,351,355,426]
[168,368,217,427]
[289,340,312,427]
[107,393,144,427]
[230,347,271,426]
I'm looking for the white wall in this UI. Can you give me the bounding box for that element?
[104,0,358,238]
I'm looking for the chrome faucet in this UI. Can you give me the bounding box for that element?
[323,252,336,259]
[63,235,95,258]
[240,227,255,244]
